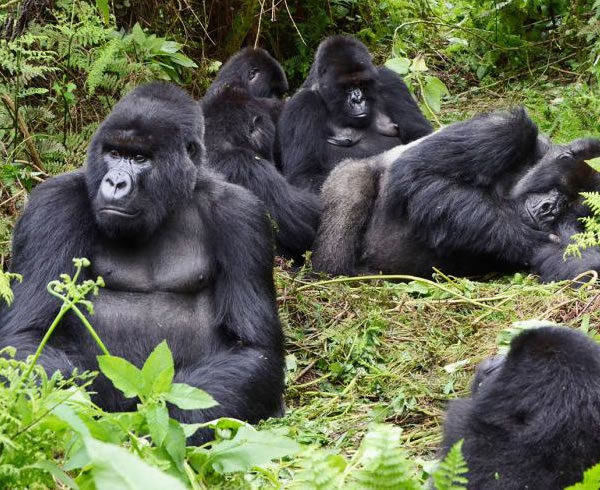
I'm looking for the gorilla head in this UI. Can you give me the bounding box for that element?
[203,86,276,161]
[440,326,600,489]
[311,36,378,128]
[86,83,204,240]
[208,47,288,98]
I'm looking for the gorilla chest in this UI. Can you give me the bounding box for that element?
[327,128,401,165]
[89,207,215,355]
[93,207,213,293]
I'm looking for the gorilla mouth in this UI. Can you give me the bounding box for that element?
[98,207,140,218]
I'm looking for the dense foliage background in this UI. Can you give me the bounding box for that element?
[2,1,600,488]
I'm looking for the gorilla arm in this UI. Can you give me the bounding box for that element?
[376,67,433,143]
[170,180,284,431]
[278,89,330,192]
[0,172,96,373]
[212,148,322,259]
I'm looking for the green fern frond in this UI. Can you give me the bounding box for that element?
[565,192,600,258]
[565,462,600,490]
[87,38,121,95]
[432,440,468,490]
[0,271,22,306]
[290,448,346,489]
[349,424,422,489]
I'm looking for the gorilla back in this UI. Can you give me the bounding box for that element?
[439,326,600,489]
[0,83,285,442]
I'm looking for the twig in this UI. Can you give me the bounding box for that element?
[1,94,45,173]
[254,0,265,48]
[296,275,503,311]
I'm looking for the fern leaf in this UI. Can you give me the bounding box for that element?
[565,462,600,490]
[432,440,468,490]
[290,449,346,489]
[0,271,22,306]
[349,424,422,489]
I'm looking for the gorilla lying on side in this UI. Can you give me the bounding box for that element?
[203,86,321,260]
[439,326,600,489]
[279,35,433,192]
[0,83,285,443]
[313,109,600,281]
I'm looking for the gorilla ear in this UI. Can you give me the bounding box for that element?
[250,115,262,132]
[186,142,197,157]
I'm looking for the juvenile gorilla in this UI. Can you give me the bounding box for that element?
[202,86,321,260]
[313,109,600,280]
[206,47,288,100]
[439,326,600,489]
[0,83,285,442]
[279,35,432,192]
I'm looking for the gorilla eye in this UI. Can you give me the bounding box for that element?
[109,149,120,158]
[133,154,147,163]
[248,68,259,81]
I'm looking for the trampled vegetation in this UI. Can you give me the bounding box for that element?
[2,0,600,488]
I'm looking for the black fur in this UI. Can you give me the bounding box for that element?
[202,86,321,260]
[0,82,285,443]
[439,326,600,489]
[206,47,288,99]
[279,35,432,192]
[314,109,600,281]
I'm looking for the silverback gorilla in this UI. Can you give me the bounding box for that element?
[0,83,285,443]
[313,108,600,281]
[279,35,433,192]
[439,326,600,489]
[202,86,321,260]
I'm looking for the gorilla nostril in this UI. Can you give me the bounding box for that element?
[116,181,127,190]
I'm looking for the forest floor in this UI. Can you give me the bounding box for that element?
[267,76,600,466]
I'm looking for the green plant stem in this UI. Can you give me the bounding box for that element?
[19,304,72,384]
[47,288,110,356]
[296,275,502,311]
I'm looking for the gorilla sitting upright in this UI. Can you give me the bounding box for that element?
[202,86,321,260]
[0,83,285,443]
[313,108,600,281]
[439,326,600,489]
[279,35,433,192]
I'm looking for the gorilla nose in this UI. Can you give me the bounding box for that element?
[100,170,133,201]
[350,89,365,103]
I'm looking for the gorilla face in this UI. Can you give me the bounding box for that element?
[203,87,276,161]
[86,84,202,241]
[521,189,567,231]
[315,36,378,127]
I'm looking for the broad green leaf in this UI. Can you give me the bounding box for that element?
[565,462,600,489]
[181,422,204,438]
[209,426,300,474]
[384,57,411,75]
[169,52,198,68]
[423,76,449,113]
[411,55,428,72]
[146,403,169,446]
[95,0,109,24]
[97,355,144,398]
[83,438,186,490]
[164,419,187,472]
[165,383,217,410]
[51,404,91,438]
[141,340,174,396]
[29,461,79,489]
[160,40,181,54]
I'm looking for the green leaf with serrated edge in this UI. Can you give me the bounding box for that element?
[146,403,169,446]
[181,422,204,438]
[384,57,411,75]
[83,438,186,490]
[165,383,217,410]
[164,419,186,472]
[208,426,300,474]
[141,340,174,396]
[97,355,144,398]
